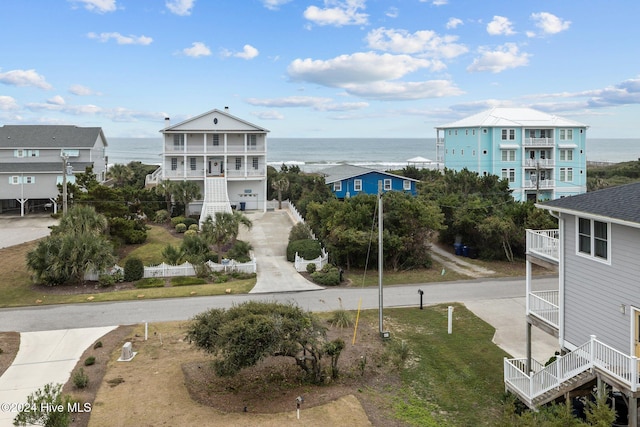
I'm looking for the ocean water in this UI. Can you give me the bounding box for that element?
[106,137,640,171]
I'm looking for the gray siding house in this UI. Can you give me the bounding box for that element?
[505,181,640,425]
[0,125,108,215]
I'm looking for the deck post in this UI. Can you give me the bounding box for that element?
[629,395,638,427]
[526,321,532,374]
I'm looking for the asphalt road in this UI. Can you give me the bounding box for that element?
[0,276,557,332]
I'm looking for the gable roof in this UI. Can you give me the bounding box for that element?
[162,108,270,133]
[320,164,419,184]
[436,107,588,129]
[539,181,640,226]
[0,125,106,148]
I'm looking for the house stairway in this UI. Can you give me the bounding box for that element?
[200,177,232,223]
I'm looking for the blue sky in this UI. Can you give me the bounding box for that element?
[1,0,639,139]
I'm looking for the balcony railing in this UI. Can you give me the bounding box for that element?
[526,229,559,262]
[524,179,555,189]
[524,158,554,168]
[523,138,555,146]
[529,290,559,328]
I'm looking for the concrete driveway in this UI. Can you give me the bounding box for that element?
[0,214,58,249]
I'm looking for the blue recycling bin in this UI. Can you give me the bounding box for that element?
[239,202,246,211]
[462,245,469,257]
[454,243,463,255]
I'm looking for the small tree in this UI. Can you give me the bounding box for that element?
[271,176,290,209]
[124,257,144,282]
[13,383,73,427]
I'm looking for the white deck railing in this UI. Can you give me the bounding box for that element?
[526,229,559,263]
[529,290,559,328]
[505,335,640,407]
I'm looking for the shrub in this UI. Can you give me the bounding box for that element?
[310,266,341,286]
[125,229,147,244]
[188,223,199,232]
[109,217,148,244]
[286,239,322,262]
[112,269,124,283]
[184,229,197,237]
[329,308,353,328]
[135,278,165,288]
[175,223,187,233]
[124,257,144,282]
[289,222,313,242]
[98,273,115,287]
[225,240,253,263]
[306,263,317,274]
[154,209,170,223]
[73,368,89,389]
[93,341,103,349]
[170,216,186,227]
[162,244,182,265]
[84,356,96,366]
[183,217,198,228]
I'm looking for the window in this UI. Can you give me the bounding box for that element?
[334,181,342,192]
[212,134,219,146]
[560,129,573,140]
[501,129,515,140]
[252,157,259,170]
[472,129,476,135]
[483,129,488,134]
[173,134,184,150]
[354,179,362,192]
[501,149,516,162]
[235,157,242,170]
[14,149,39,158]
[501,168,515,182]
[448,130,451,135]
[560,167,573,182]
[24,176,35,184]
[465,129,468,135]
[9,176,19,184]
[403,180,411,191]
[171,158,177,170]
[529,130,536,138]
[560,149,573,161]
[190,157,197,171]
[384,179,392,190]
[578,217,608,261]
[454,130,458,135]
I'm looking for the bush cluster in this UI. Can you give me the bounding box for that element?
[84,356,96,366]
[286,239,322,262]
[175,223,187,233]
[310,264,341,286]
[124,257,144,282]
[154,209,170,223]
[109,217,147,244]
[73,368,89,389]
[288,222,313,242]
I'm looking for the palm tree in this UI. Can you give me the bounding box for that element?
[154,180,175,213]
[56,204,108,236]
[271,176,290,209]
[173,180,202,216]
[200,211,252,262]
[106,163,133,187]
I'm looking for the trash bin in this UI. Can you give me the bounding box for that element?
[454,243,463,256]
[239,202,246,211]
[468,247,478,259]
[462,245,469,257]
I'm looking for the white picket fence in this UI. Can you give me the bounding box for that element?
[85,257,256,281]
[294,248,329,272]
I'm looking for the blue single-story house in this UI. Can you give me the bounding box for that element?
[320,164,419,198]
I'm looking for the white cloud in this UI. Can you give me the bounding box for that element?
[69,84,101,96]
[260,0,292,10]
[420,0,448,5]
[303,0,368,27]
[182,42,211,57]
[166,0,195,16]
[342,80,463,100]
[487,16,515,36]
[0,69,52,90]
[87,32,153,45]
[71,0,116,13]
[530,12,571,36]
[252,110,285,120]
[288,52,438,87]
[47,95,66,106]
[446,18,463,29]
[26,101,102,115]
[0,96,19,111]
[467,43,530,73]
[235,45,260,60]
[246,96,369,111]
[366,27,467,59]
[385,7,399,18]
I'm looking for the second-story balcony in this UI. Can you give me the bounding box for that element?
[524,179,555,189]
[526,229,559,263]
[524,158,555,168]
[523,137,555,147]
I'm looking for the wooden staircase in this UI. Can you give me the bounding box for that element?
[200,177,231,223]
[532,370,597,406]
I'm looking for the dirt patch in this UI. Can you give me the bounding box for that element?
[0,332,20,377]
[85,319,407,427]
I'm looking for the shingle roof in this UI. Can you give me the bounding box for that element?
[0,125,106,148]
[436,107,588,129]
[540,181,640,224]
[320,164,418,184]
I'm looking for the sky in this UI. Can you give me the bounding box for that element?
[1,0,640,139]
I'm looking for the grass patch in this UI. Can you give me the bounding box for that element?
[346,261,470,286]
[134,277,165,289]
[120,225,183,266]
[364,304,510,426]
[171,276,207,287]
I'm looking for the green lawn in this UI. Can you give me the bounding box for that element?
[361,305,511,426]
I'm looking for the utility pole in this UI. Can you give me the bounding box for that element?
[61,150,69,215]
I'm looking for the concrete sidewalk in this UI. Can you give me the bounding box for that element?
[0,327,116,427]
[240,210,323,293]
